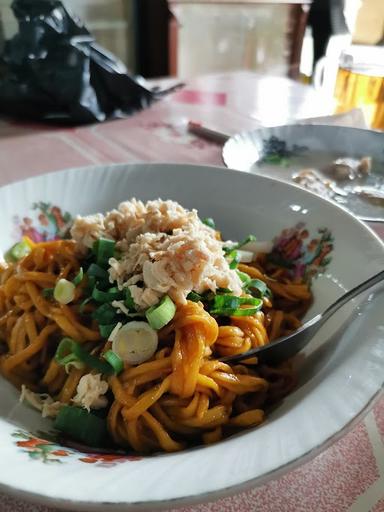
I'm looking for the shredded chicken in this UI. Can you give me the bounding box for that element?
[71,199,209,250]
[71,199,243,310]
[71,213,111,252]
[20,385,62,418]
[72,373,109,412]
[109,226,242,308]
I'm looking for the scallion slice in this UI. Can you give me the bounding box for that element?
[55,337,115,375]
[224,235,257,254]
[237,270,251,284]
[54,406,108,447]
[92,286,124,304]
[103,350,124,374]
[6,240,31,262]
[187,291,203,303]
[79,297,93,314]
[55,338,79,366]
[227,250,240,269]
[54,279,76,305]
[210,296,263,317]
[210,304,262,317]
[124,288,136,311]
[212,295,242,310]
[42,288,54,299]
[72,267,84,286]
[145,295,176,330]
[99,324,117,339]
[216,287,233,294]
[92,303,118,325]
[86,263,110,283]
[112,321,158,365]
[202,217,216,229]
[93,238,116,267]
[245,279,272,299]
[236,234,256,249]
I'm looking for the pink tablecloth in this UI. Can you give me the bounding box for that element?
[0,71,383,512]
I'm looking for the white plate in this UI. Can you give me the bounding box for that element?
[0,163,383,511]
[222,124,384,222]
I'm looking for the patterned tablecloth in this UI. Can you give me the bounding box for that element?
[0,71,383,512]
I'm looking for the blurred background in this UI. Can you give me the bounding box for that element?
[0,0,383,81]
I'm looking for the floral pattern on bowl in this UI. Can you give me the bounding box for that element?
[12,430,141,466]
[260,135,307,166]
[269,223,334,281]
[12,202,72,243]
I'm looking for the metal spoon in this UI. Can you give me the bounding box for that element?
[220,269,384,366]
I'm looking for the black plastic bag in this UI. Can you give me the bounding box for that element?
[0,0,171,124]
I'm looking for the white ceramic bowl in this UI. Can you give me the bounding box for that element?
[0,163,383,511]
[222,124,384,222]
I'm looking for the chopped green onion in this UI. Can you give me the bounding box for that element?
[112,321,158,365]
[210,296,263,317]
[103,350,124,374]
[210,305,262,317]
[187,291,203,303]
[54,279,76,305]
[216,287,233,294]
[73,347,113,374]
[92,286,124,304]
[54,406,108,447]
[229,251,240,269]
[244,279,272,299]
[202,217,216,229]
[212,294,241,310]
[99,324,117,339]
[54,337,115,375]
[86,263,110,283]
[237,270,251,284]
[6,240,31,262]
[92,303,118,325]
[85,275,96,295]
[72,267,84,286]
[93,238,116,268]
[42,288,54,298]
[125,312,145,319]
[216,295,261,307]
[224,235,257,254]
[145,295,176,330]
[236,234,256,249]
[237,297,262,305]
[55,338,79,366]
[79,297,93,314]
[124,288,136,311]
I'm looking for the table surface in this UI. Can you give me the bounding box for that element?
[0,71,383,512]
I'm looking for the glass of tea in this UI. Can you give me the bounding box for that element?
[334,45,384,130]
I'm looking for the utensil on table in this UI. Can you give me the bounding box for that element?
[221,269,384,365]
[187,121,230,144]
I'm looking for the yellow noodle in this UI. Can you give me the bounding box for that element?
[0,236,311,454]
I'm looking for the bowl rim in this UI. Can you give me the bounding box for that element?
[222,123,384,223]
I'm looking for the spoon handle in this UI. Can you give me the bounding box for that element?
[320,269,384,325]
